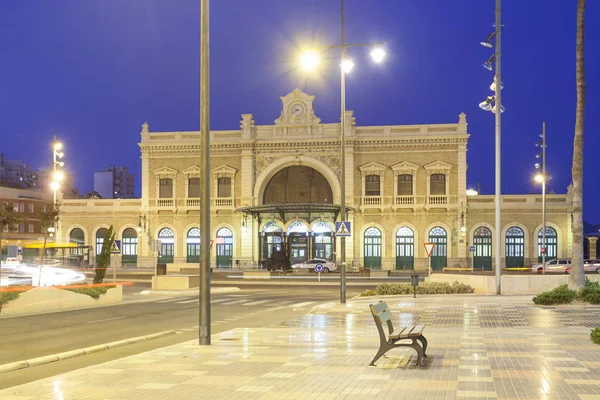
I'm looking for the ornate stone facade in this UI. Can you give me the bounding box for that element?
[58,89,573,272]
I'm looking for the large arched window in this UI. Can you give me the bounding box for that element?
[428,226,447,270]
[122,228,138,264]
[158,227,175,264]
[312,221,333,260]
[261,221,283,261]
[263,166,332,204]
[187,227,200,263]
[70,228,85,246]
[396,227,414,270]
[364,227,382,270]
[538,227,557,262]
[287,221,308,264]
[473,226,492,271]
[505,226,525,269]
[96,228,108,256]
[216,227,233,268]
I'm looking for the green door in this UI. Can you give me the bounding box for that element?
[364,227,382,270]
[538,227,557,263]
[158,227,174,264]
[216,227,233,268]
[186,227,200,263]
[429,226,447,270]
[121,228,138,265]
[395,227,414,270]
[505,226,525,269]
[473,226,492,271]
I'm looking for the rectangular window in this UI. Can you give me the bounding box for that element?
[19,223,25,233]
[218,177,232,198]
[397,174,413,196]
[42,204,47,212]
[28,224,34,233]
[365,175,380,196]
[430,173,446,195]
[18,203,24,212]
[159,178,173,198]
[28,203,34,213]
[188,178,200,198]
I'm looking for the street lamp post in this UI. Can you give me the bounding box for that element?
[301,0,385,304]
[51,136,64,236]
[535,122,547,273]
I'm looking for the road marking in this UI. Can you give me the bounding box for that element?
[86,316,126,324]
[210,299,230,303]
[242,300,270,306]
[226,294,251,297]
[156,298,187,303]
[177,299,199,304]
[221,300,248,305]
[288,302,316,308]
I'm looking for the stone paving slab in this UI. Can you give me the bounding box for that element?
[2,295,600,399]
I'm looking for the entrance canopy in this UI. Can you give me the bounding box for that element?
[236,203,349,224]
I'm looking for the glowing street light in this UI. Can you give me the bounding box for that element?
[300,51,319,71]
[340,59,355,73]
[50,181,60,192]
[53,171,64,181]
[370,47,386,63]
[534,174,544,183]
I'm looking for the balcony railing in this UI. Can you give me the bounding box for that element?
[186,198,200,207]
[427,196,448,205]
[157,199,174,208]
[362,196,382,206]
[213,197,234,208]
[394,196,415,205]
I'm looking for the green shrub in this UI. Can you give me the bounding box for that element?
[579,280,600,304]
[591,327,600,345]
[532,284,578,305]
[65,285,116,299]
[0,291,21,311]
[360,281,474,297]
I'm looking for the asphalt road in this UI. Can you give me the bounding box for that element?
[0,284,362,389]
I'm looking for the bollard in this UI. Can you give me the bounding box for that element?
[410,273,419,298]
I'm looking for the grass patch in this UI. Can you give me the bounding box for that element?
[65,285,116,299]
[360,281,474,297]
[592,327,600,345]
[0,291,22,311]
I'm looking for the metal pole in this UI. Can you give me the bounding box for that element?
[542,122,546,273]
[199,0,211,346]
[494,0,502,295]
[53,135,57,207]
[339,0,347,304]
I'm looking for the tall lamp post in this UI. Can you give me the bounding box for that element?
[300,0,386,304]
[50,136,64,235]
[478,0,503,294]
[535,122,548,273]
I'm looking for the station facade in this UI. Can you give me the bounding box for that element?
[57,89,574,271]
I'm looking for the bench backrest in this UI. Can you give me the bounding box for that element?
[369,301,394,340]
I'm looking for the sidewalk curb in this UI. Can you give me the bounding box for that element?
[0,330,176,374]
[138,287,240,296]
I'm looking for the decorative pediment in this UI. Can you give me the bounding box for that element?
[212,165,237,177]
[423,161,452,174]
[153,166,178,176]
[391,161,419,173]
[182,165,201,175]
[358,162,386,175]
[274,88,321,126]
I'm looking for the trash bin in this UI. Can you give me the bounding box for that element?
[156,264,167,275]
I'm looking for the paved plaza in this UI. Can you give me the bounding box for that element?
[2,294,600,400]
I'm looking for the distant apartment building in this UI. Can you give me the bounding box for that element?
[93,167,135,199]
[0,154,35,188]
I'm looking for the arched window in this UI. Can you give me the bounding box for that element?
[287,221,308,233]
[428,226,447,270]
[473,226,492,271]
[364,227,382,270]
[158,227,175,263]
[263,221,283,233]
[396,227,414,270]
[312,221,333,260]
[538,227,557,262]
[505,226,525,269]
[96,228,108,256]
[216,227,233,268]
[122,228,138,264]
[69,228,84,246]
[186,227,200,263]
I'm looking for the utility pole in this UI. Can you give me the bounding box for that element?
[494,0,502,295]
[199,0,211,346]
[339,0,347,304]
[541,122,547,273]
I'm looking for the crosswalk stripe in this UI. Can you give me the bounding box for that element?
[221,299,248,305]
[210,299,229,304]
[242,300,271,306]
[177,299,199,304]
[156,298,187,303]
[288,302,316,308]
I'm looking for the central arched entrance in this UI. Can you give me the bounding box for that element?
[263,166,333,204]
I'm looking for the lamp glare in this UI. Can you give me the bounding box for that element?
[370,48,386,63]
[341,59,355,73]
[300,51,319,71]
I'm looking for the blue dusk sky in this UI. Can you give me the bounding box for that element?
[1,1,599,221]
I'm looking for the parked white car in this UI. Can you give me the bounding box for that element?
[584,259,600,273]
[291,259,337,273]
[531,259,571,274]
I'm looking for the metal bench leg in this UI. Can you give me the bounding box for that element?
[369,344,390,366]
[417,335,428,357]
[410,338,425,367]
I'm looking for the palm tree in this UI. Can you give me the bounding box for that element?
[569,0,586,290]
[0,204,24,281]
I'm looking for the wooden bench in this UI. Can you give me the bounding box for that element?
[369,300,428,366]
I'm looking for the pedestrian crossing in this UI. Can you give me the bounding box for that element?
[154,295,316,309]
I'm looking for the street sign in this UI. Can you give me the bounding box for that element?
[540,247,546,254]
[111,240,121,254]
[424,242,435,257]
[335,221,351,237]
[17,246,22,254]
[469,246,476,253]
[314,264,324,273]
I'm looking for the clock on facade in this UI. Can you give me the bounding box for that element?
[290,103,305,117]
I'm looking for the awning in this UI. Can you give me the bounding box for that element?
[235,203,350,224]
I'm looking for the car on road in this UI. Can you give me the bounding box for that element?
[291,259,337,273]
[531,258,571,274]
[584,259,600,273]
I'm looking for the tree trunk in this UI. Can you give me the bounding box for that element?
[39,234,48,287]
[569,0,586,290]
